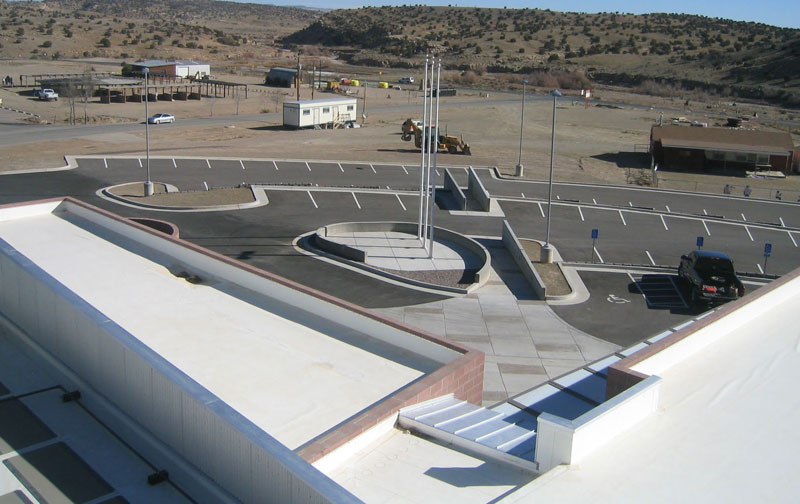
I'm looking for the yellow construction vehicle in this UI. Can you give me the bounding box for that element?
[401,118,471,155]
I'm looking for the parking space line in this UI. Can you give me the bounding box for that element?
[578,206,584,221]
[741,213,747,221]
[593,246,604,264]
[172,159,177,168]
[396,194,407,211]
[206,159,211,169]
[305,162,311,172]
[402,165,408,175]
[556,195,560,200]
[660,215,669,231]
[788,231,797,247]
[757,263,764,274]
[537,202,545,218]
[702,220,711,236]
[665,205,671,213]
[203,181,208,190]
[338,162,344,173]
[352,192,361,209]
[645,250,655,266]
[138,158,142,168]
[521,192,525,198]
[240,160,245,170]
[703,209,708,215]
[592,198,597,205]
[273,160,279,170]
[370,164,376,174]
[780,217,786,227]
[103,158,108,169]
[435,169,440,177]
[618,210,627,226]
[307,191,318,208]
[628,201,632,207]
[745,225,754,241]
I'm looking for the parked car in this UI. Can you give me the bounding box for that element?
[148,113,175,124]
[399,76,415,84]
[37,89,58,101]
[678,250,745,305]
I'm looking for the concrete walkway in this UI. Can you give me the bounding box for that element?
[329,232,621,406]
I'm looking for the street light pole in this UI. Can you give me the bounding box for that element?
[541,89,562,263]
[143,68,153,197]
[515,79,528,177]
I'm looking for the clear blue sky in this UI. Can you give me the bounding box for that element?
[246,0,799,29]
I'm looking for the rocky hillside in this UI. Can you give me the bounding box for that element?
[282,6,800,106]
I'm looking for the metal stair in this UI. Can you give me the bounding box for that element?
[398,395,539,473]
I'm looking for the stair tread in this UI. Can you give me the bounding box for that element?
[417,402,479,426]
[401,396,461,419]
[476,423,535,449]
[439,408,501,433]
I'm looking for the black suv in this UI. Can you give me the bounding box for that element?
[678,250,745,305]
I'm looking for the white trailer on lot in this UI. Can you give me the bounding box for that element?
[282,97,358,129]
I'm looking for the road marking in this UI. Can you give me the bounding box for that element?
[103,158,108,169]
[556,195,561,200]
[645,250,655,265]
[521,192,525,198]
[665,205,671,213]
[206,159,211,169]
[660,215,669,231]
[703,209,708,215]
[592,198,597,205]
[537,202,545,218]
[386,185,390,190]
[745,225,754,241]
[352,192,361,209]
[628,201,632,207]
[789,231,798,248]
[239,160,245,170]
[618,210,627,226]
[607,293,630,304]
[307,191,318,208]
[396,194,407,211]
[138,158,142,168]
[338,162,344,173]
[757,263,764,274]
[578,206,585,221]
[435,169,440,177]
[593,246,604,264]
[741,213,746,221]
[370,164,377,174]
[202,181,208,191]
[272,160,279,171]
[702,220,711,236]
[780,217,786,227]
[172,159,177,168]
[305,161,311,172]
[401,165,408,175]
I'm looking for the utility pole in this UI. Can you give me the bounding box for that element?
[295,52,301,101]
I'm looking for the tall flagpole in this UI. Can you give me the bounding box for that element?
[428,58,441,259]
[417,55,429,241]
[423,59,435,254]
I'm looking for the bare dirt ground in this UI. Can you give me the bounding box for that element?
[1,59,799,199]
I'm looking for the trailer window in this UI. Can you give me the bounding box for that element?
[303,110,310,116]
[347,105,354,111]
[322,107,330,113]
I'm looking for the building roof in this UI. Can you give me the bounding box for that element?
[133,60,209,68]
[652,125,794,155]
[284,97,358,107]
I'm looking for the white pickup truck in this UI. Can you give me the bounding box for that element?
[36,88,58,101]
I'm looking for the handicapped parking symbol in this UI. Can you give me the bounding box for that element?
[607,294,631,304]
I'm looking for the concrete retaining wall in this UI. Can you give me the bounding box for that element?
[467,166,498,212]
[502,220,546,299]
[317,221,492,288]
[444,168,466,211]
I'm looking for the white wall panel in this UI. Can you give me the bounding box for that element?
[34,281,57,351]
[181,394,215,473]
[212,416,253,501]
[123,349,154,427]
[151,372,185,451]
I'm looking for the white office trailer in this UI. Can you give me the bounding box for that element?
[283,98,358,129]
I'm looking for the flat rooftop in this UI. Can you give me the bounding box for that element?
[0,200,444,450]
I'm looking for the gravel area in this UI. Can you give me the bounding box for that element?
[521,239,572,296]
[376,268,478,289]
